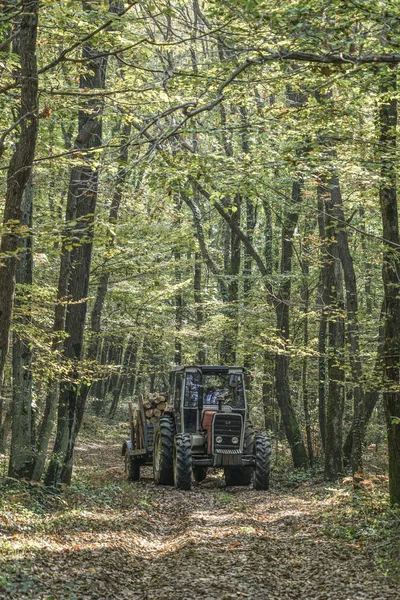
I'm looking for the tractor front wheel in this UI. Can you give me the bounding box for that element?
[173,434,192,490]
[253,434,271,490]
[153,415,175,485]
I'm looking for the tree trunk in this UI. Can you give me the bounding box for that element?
[275,178,309,469]
[45,37,108,487]
[219,100,239,365]
[174,196,183,365]
[109,337,137,418]
[222,193,241,365]
[79,120,131,413]
[328,175,364,477]
[241,106,255,385]
[378,69,400,506]
[343,302,385,461]
[194,253,206,364]
[322,184,346,480]
[301,228,314,466]
[0,0,39,399]
[317,189,327,451]
[261,199,275,432]
[8,177,35,478]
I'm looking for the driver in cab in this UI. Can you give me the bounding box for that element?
[204,387,230,404]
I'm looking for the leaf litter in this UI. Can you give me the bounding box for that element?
[0,428,399,600]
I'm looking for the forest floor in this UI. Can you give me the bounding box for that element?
[0,417,399,600]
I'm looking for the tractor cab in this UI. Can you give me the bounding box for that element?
[169,365,246,435]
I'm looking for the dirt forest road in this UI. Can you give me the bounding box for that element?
[1,433,399,600]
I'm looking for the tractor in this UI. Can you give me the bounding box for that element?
[122,365,271,490]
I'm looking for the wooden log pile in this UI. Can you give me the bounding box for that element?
[129,393,167,451]
[143,393,167,423]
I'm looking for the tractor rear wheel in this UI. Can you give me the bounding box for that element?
[224,422,254,486]
[173,434,192,490]
[253,434,271,490]
[125,453,140,482]
[153,415,175,485]
[193,466,207,482]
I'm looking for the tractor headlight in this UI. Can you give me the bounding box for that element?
[216,435,223,444]
[231,436,239,444]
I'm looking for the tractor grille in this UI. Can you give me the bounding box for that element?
[213,413,242,452]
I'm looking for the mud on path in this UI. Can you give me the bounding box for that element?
[0,427,399,600]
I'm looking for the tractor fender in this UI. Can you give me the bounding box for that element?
[122,439,132,456]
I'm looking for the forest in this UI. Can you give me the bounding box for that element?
[0,1,400,599]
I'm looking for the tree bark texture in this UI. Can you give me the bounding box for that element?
[275,179,309,469]
[45,39,108,487]
[343,303,385,461]
[0,0,39,404]
[301,226,314,466]
[328,175,364,477]
[322,185,346,480]
[378,70,400,506]
[174,196,183,365]
[317,189,327,451]
[9,176,35,478]
[194,252,206,364]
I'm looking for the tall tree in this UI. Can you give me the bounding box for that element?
[378,68,400,506]
[0,0,39,407]
[8,176,35,478]
[45,5,112,486]
[321,182,346,480]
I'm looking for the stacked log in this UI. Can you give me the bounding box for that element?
[129,393,167,451]
[143,393,167,424]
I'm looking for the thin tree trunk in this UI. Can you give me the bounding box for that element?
[322,184,346,480]
[9,176,35,478]
[301,229,314,466]
[240,106,255,387]
[262,350,275,432]
[275,178,309,469]
[194,253,206,364]
[80,121,131,412]
[217,96,240,365]
[328,175,364,477]
[174,196,183,365]
[109,337,136,418]
[261,198,275,431]
[222,193,241,365]
[343,307,384,461]
[317,189,327,451]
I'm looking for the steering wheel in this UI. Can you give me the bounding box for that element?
[216,390,231,404]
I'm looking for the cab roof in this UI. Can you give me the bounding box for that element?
[171,365,244,374]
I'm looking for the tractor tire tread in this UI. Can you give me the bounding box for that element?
[253,434,271,491]
[126,454,140,482]
[153,415,175,485]
[174,433,192,490]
